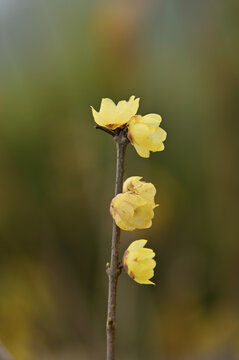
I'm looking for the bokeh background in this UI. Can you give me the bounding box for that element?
[0,0,239,359]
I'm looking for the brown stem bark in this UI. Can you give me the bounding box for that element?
[94,125,115,137]
[106,131,129,360]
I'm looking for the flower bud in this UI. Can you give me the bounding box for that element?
[123,240,156,285]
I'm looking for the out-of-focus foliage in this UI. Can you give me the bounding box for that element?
[0,0,239,359]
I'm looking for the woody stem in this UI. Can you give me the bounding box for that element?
[94,125,115,137]
[106,130,129,360]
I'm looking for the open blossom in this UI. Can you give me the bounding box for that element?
[91,96,139,130]
[128,114,167,158]
[123,176,157,207]
[123,240,156,285]
[110,192,155,231]
[110,177,157,231]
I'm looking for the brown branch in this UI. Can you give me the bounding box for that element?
[94,125,115,137]
[106,131,129,360]
[0,343,14,360]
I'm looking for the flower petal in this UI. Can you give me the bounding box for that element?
[133,143,150,158]
[123,176,142,193]
[127,239,147,251]
[141,113,162,125]
[115,96,139,125]
[100,98,117,120]
[91,106,106,127]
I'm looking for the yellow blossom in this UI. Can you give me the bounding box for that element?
[123,240,156,285]
[128,113,167,158]
[123,176,157,207]
[110,192,155,231]
[91,96,139,130]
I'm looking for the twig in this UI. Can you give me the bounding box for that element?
[106,131,129,360]
[94,125,115,137]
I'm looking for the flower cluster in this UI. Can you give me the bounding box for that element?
[91,96,166,158]
[91,96,166,285]
[110,176,157,284]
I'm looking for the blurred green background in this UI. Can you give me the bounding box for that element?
[0,0,239,359]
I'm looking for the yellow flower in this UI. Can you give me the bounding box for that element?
[91,96,139,130]
[110,192,155,231]
[123,176,157,207]
[128,114,167,158]
[123,240,156,285]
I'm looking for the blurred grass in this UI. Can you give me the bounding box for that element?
[0,0,239,359]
